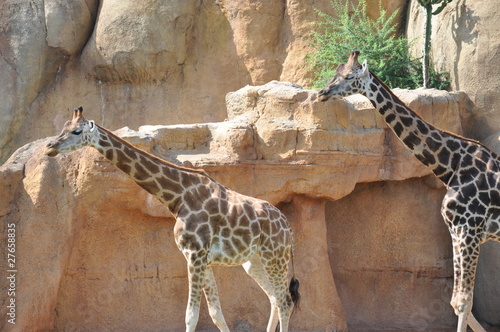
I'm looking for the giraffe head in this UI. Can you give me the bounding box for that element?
[45,106,98,157]
[317,50,370,101]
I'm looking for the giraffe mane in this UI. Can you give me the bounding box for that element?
[368,70,499,160]
[96,124,215,179]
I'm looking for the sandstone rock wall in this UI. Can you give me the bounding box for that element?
[0,0,99,162]
[0,0,407,164]
[4,0,498,163]
[326,177,455,330]
[1,0,500,330]
[1,83,477,331]
[407,0,500,142]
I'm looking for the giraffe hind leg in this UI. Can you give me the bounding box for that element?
[467,312,487,332]
[203,266,230,332]
[451,237,486,332]
[243,255,280,332]
[262,258,293,332]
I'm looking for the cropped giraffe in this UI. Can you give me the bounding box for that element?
[318,51,498,332]
[45,107,300,332]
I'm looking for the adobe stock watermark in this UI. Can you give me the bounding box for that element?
[408,281,454,331]
[6,222,17,325]
[66,268,129,332]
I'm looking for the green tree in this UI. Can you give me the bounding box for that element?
[417,0,453,88]
[307,0,449,90]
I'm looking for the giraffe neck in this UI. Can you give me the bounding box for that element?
[364,72,467,185]
[91,125,209,213]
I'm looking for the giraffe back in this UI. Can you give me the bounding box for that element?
[442,143,500,242]
[173,178,292,266]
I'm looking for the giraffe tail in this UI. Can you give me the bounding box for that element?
[289,230,300,310]
[289,277,300,309]
[274,278,300,332]
[289,229,300,310]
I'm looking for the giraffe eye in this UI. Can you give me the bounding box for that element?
[345,75,354,80]
[71,129,83,135]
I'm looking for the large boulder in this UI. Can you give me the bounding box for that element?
[0,0,98,162]
[81,0,197,83]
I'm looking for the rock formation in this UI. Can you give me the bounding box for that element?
[0,0,98,162]
[407,0,500,142]
[1,0,499,330]
[0,0,407,164]
[1,82,475,331]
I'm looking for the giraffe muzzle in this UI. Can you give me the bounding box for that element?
[44,142,60,157]
[317,90,331,102]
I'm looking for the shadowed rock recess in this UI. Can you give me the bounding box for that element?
[4,81,495,332]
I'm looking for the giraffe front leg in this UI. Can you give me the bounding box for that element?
[185,254,207,332]
[451,238,485,332]
[449,240,461,317]
[467,312,487,332]
[203,266,230,332]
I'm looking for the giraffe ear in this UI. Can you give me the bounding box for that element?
[73,107,83,120]
[361,59,369,76]
[89,120,96,132]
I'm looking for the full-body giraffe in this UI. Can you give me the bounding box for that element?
[318,51,499,332]
[45,107,300,332]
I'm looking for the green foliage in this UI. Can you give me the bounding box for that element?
[307,0,449,90]
[417,0,453,88]
[417,0,453,15]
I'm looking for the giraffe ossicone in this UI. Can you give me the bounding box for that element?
[318,51,499,332]
[45,107,300,332]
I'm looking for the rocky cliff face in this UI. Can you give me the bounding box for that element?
[407,0,500,142]
[1,0,500,330]
[0,0,409,163]
[1,82,475,331]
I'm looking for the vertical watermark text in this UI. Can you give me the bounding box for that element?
[6,223,17,325]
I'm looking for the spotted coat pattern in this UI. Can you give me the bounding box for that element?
[318,51,499,332]
[45,107,299,332]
